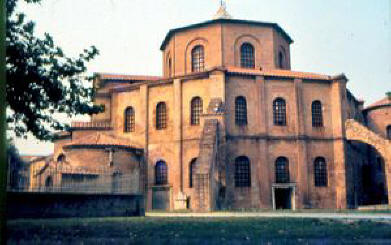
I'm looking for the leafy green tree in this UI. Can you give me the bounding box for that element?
[6,0,103,141]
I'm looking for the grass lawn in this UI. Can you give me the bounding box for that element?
[7,217,391,244]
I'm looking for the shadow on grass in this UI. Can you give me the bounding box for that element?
[7,216,391,244]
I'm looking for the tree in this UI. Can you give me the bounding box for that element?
[6,0,103,141]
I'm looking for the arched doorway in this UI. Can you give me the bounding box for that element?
[45,176,53,191]
[345,119,391,207]
[346,141,388,206]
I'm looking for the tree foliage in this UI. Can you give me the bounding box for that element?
[6,0,103,141]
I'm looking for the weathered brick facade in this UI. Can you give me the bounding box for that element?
[29,11,390,211]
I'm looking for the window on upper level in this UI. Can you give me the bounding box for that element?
[275,157,290,183]
[278,47,286,69]
[168,57,172,77]
[387,125,391,140]
[314,157,328,187]
[156,102,167,130]
[235,156,251,187]
[273,98,287,126]
[155,160,168,185]
[312,101,323,127]
[235,96,248,126]
[190,97,203,125]
[191,45,205,72]
[278,52,284,69]
[240,43,255,68]
[124,106,135,132]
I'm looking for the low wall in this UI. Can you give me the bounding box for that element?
[6,192,145,219]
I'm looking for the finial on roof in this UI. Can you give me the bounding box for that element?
[213,0,232,19]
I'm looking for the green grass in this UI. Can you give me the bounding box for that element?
[7,217,391,244]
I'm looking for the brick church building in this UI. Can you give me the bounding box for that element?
[28,4,391,211]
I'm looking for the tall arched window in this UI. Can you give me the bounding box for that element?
[235,96,248,126]
[191,97,203,125]
[387,125,391,140]
[278,51,284,69]
[278,47,286,69]
[314,157,328,187]
[240,43,255,68]
[191,45,205,72]
[273,98,286,126]
[235,156,251,187]
[156,102,167,130]
[124,106,135,132]
[168,57,172,77]
[189,158,197,188]
[155,161,168,185]
[275,157,289,183]
[312,101,323,127]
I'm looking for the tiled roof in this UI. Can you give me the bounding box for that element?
[65,132,142,149]
[97,73,161,82]
[365,96,391,110]
[23,155,53,164]
[225,67,334,80]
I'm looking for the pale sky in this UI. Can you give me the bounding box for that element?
[13,0,391,155]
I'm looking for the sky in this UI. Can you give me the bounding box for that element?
[12,0,391,155]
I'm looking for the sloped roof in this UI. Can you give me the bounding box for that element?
[365,96,391,111]
[23,155,53,164]
[226,66,335,80]
[97,73,161,82]
[160,18,293,51]
[64,132,142,150]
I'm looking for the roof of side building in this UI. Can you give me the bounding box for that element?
[160,18,294,51]
[364,96,391,111]
[97,73,162,82]
[225,67,335,80]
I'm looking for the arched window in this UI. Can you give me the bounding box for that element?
[240,43,255,68]
[314,157,328,187]
[124,106,135,132]
[275,157,289,183]
[387,125,391,140]
[45,176,53,187]
[273,98,287,126]
[235,96,248,126]
[278,47,286,69]
[312,101,323,127]
[189,158,197,188]
[155,161,168,185]
[191,97,203,125]
[156,102,167,130]
[191,45,205,72]
[235,156,251,187]
[168,57,172,77]
[278,51,284,69]
[57,154,66,163]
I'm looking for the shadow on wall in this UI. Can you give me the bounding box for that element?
[6,192,145,219]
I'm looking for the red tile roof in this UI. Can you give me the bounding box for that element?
[97,73,161,81]
[365,96,391,110]
[66,132,142,149]
[226,66,334,80]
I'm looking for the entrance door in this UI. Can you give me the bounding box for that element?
[152,187,170,210]
[275,188,292,209]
